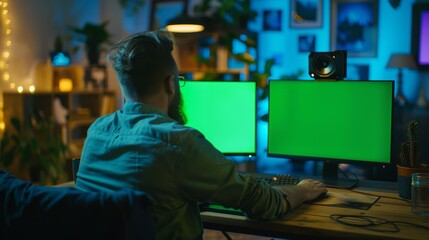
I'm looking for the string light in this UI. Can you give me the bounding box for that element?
[0,0,11,138]
[1,0,12,86]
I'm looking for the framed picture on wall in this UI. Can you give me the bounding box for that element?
[150,0,187,30]
[263,10,282,31]
[298,35,316,52]
[290,0,322,28]
[346,64,370,80]
[330,0,379,57]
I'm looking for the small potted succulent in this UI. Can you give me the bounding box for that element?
[397,120,429,199]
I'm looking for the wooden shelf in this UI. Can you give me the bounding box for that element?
[2,90,116,157]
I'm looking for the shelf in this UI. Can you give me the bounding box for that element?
[2,90,116,158]
[174,31,256,81]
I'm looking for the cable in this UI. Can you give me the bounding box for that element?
[221,231,233,240]
[337,167,360,188]
[330,214,429,233]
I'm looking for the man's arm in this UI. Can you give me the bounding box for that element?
[176,130,327,220]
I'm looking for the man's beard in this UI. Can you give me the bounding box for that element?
[168,92,187,125]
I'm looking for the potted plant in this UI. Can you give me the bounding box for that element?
[70,21,112,65]
[192,0,257,76]
[0,114,67,185]
[397,120,429,199]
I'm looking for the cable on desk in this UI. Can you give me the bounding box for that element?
[330,214,429,233]
[221,231,232,240]
[338,167,360,186]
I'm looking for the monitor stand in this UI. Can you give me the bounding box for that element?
[321,161,359,189]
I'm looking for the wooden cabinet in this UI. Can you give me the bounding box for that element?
[2,90,116,157]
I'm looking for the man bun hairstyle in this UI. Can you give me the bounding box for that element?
[107,30,176,99]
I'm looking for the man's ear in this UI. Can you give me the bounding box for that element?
[165,75,175,96]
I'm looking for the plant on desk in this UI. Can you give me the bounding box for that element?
[397,120,429,199]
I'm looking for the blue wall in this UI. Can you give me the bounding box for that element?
[250,0,421,97]
[248,0,428,174]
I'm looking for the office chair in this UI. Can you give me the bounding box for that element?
[1,166,156,239]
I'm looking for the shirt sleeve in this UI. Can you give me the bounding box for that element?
[176,130,290,220]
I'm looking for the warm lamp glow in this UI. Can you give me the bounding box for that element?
[165,24,204,33]
[59,78,73,92]
[17,86,23,93]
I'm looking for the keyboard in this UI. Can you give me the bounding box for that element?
[251,173,301,186]
[199,173,300,216]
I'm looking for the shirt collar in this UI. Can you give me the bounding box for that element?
[123,102,169,118]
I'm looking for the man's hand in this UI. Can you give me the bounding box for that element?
[296,179,328,202]
[275,179,328,213]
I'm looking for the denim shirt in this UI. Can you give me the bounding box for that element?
[76,102,289,240]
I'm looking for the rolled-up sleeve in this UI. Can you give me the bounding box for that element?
[176,130,290,220]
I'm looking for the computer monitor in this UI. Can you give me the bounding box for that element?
[180,80,256,155]
[267,80,393,188]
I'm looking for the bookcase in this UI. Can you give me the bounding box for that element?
[2,90,116,158]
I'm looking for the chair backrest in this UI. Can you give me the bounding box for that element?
[72,157,80,184]
[0,170,156,240]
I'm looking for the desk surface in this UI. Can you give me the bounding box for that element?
[201,186,429,240]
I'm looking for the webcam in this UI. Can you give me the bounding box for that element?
[309,50,347,80]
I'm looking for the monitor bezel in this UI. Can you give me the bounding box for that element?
[266,79,394,166]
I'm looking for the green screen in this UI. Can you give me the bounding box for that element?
[268,80,393,163]
[180,81,256,154]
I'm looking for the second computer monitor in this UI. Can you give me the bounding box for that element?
[267,80,393,185]
[180,80,256,155]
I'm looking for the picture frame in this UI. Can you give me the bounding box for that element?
[298,35,316,52]
[150,0,187,30]
[290,0,323,28]
[330,0,379,57]
[346,64,370,80]
[263,10,282,31]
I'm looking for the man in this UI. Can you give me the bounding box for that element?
[76,29,327,239]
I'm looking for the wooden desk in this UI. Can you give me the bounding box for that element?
[201,187,429,240]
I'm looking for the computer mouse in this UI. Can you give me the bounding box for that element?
[305,192,328,204]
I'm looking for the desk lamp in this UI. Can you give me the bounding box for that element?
[386,54,417,106]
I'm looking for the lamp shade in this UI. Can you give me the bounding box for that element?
[165,15,205,33]
[386,54,418,69]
